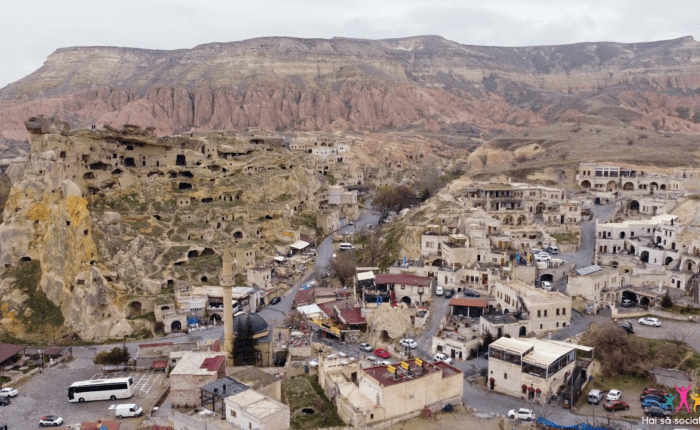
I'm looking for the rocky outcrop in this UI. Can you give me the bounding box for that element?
[3,36,700,140]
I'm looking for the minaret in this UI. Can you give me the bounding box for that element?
[221,243,235,365]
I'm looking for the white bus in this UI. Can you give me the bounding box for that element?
[68,377,135,403]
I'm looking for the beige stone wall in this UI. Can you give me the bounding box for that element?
[171,374,217,407]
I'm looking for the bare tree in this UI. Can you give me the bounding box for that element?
[360,226,385,267]
[328,251,357,288]
[416,155,441,199]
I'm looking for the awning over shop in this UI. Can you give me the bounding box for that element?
[273,256,285,262]
[290,240,310,250]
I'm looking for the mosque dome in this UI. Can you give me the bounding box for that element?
[233,313,269,337]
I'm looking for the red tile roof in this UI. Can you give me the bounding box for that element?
[318,298,356,319]
[58,421,120,430]
[200,355,226,372]
[339,307,366,325]
[294,289,315,306]
[138,342,174,349]
[374,274,431,287]
[449,298,488,308]
[300,234,314,244]
[363,358,455,387]
[152,360,168,370]
[41,346,68,356]
[0,342,26,364]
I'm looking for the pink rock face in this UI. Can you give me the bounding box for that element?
[4,35,700,139]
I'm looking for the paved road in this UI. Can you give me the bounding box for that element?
[560,201,618,271]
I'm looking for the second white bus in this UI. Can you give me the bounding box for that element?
[68,377,135,403]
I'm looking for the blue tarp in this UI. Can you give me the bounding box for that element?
[535,417,613,430]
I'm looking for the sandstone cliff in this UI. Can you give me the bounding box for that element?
[3,36,700,140]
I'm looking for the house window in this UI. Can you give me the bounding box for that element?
[556,322,559,327]
[504,373,507,379]
[540,324,543,329]
[231,410,236,417]
[544,310,548,317]
[556,309,560,316]
[537,310,541,317]
[371,414,374,419]
[562,308,566,315]
[249,424,252,429]
[401,285,405,290]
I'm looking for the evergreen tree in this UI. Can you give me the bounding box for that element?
[233,317,258,366]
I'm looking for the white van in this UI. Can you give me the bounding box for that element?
[541,281,553,291]
[435,286,444,296]
[339,243,354,251]
[109,403,143,418]
[587,389,604,405]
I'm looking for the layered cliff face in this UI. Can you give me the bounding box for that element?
[0,117,447,341]
[3,36,700,140]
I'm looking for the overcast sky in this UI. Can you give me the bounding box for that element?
[2,0,700,89]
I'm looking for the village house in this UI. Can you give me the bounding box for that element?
[319,353,462,427]
[488,337,593,404]
[487,279,572,337]
[170,351,227,408]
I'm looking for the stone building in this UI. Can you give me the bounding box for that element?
[170,352,227,408]
[488,337,592,404]
[577,162,699,193]
[319,354,462,427]
[488,279,572,336]
[232,313,289,368]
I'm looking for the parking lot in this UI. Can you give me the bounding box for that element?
[2,347,166,430]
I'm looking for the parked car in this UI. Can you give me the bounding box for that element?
[348,221,355,225]
[433,353,454,364]
[0,388,18,398]
[639,317,661,327]
[621,299,634,307]
[603,401,629,412]
[400,338,418,349]
[308,359,319,368]
[444,289,455,298]
[645,406,672,418]
[541,281,553,291]
[39,416,64,427]
[588,389,604,405]
[607,389,622,401]
[641,394,666,404]
[373,348,391,358]
[547,246,559,255]
[269,297,281,305]
[359,342,373,352]
[379,360,392,366]
[536,253,552,262]
[435,286,444,296]
[507,408,536,421]
[640,387,667,400]
[464,289,480,297]
[0,396,10,406]
[642,398,672,411]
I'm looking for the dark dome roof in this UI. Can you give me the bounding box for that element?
[233,313,269,336]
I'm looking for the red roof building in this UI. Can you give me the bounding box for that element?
[374,274,431,287]
[293,288,315,308]
[0,342,26,366]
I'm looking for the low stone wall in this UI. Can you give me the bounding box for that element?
[7,367,40,386]
[612,307,698,322]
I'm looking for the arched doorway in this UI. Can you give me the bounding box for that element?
[431,259,443,267]
[517,215,526,225]
[580,180,591,189]
[380,330,390,342]
[640,296,651,306]
[606,181,617,191]
[623,182,634,190]
[503,215,513,225]
[171,320,182,331]
[128,301,142,318]
[619,232,625,239]
[629,245,636,255]
[519,326,527,337]
[665,257,673,266]
[540,274,554,283]
[401,296,411,305]
[595,197,601,205]
[686,260,697,272]
[630,200,640,211]
[640,251,649,262]
[209,313,221,324]
[535,202,546,214]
